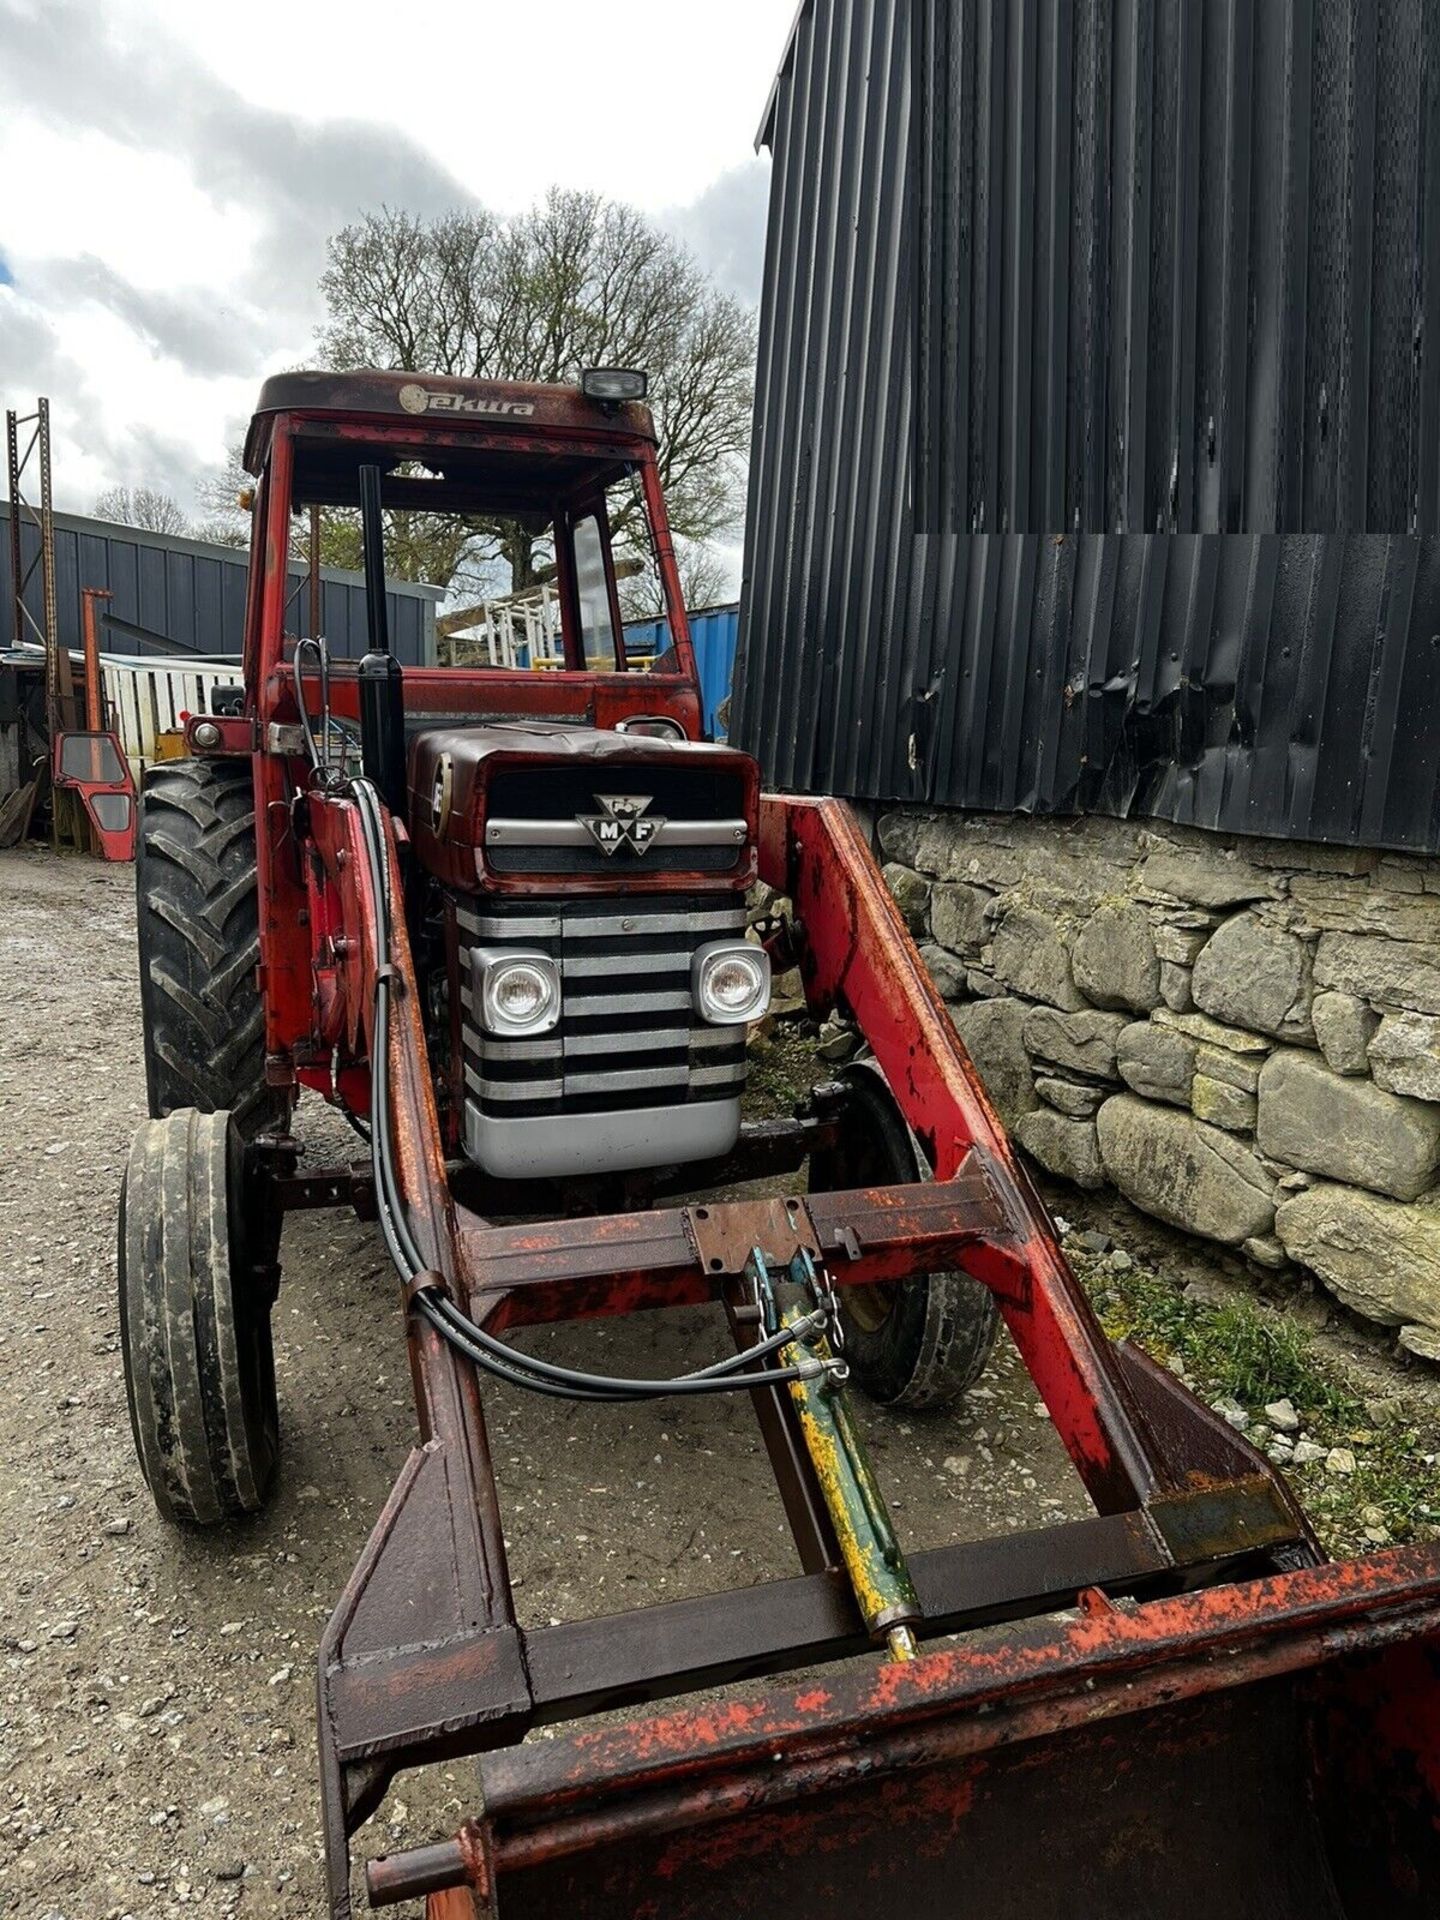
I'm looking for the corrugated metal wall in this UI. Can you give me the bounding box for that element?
[915,0,1440,537]
[1,505,438,664]
[736,0,1440,852]
[899,531,1440,850]
[740,0,918,801]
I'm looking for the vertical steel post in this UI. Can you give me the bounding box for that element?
[81,587,112,730]
[308,502,322,642]
[5,410,22,667]
[36,399,65,723]
[357,464,406,812]
[7,398,81,844]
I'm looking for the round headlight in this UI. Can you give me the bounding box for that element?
[614,715,687,741]
[709,957,762,1012]
[693,941,771,1026]
[475,951,561,1035]
[493,962,552,1023]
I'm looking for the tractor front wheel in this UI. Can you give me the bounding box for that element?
[809,1065,999,1410]
[119,1108,280,1525]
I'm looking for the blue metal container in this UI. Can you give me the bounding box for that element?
[623,603,738,740]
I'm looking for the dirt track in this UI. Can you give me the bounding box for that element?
[0,846,1089,1918]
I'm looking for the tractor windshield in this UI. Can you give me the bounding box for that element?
[286,428,673,673]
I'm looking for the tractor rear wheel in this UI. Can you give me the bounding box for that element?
[809,1065,999,1410]
[136,756,284,1136]
[119,1108,280,1525]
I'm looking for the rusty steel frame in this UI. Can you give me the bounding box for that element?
[6,396,78,749]
[7,397,88,851]
[47,585,138,862]
[281,778,1433,1920]
[5,398,62,702]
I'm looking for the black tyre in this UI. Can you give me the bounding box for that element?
[119,1108,280,1525]
[809,1066,999,1410]
[136,757,283,1136]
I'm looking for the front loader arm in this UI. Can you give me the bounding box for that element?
[305,791,526,1917]
[758,794,1175,1512]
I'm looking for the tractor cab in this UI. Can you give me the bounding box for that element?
[237,367,701,724]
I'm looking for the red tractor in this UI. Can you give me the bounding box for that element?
[119,370,1440,1918]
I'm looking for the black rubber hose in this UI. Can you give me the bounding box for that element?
[351,781,426,1283]
[431,1290,820,1380]
[414,1294,670,1404]
[351,784,425,1287]
[418,1296,823,1405]
[426,1291,821,1399]
[293,637,341,789]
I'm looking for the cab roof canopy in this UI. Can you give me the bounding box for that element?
[242,369,657,514]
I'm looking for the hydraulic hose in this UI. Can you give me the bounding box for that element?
[293,637,340,788]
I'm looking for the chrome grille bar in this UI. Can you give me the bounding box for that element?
[457,907,563,941]
[485,817,748,848]
[456,902,744,942]
[564,1027,690,1057]
[562,950,692,979]
[562,1061,691,1096]
[469,1032,563,1062]
[689,1060,749,1089]
[561,906,745,940]
[564,988,693,1017]
[466,1066,564,1102]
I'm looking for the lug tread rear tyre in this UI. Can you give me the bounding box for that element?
[137,758,281,1135]
[810,1067,1000,1410]
[119,1109,279,1525]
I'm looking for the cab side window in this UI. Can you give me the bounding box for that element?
[572,512,618,671]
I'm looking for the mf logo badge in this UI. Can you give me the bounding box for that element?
[576,793,665,857]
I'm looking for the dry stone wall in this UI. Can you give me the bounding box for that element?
[877,809,1440,1362]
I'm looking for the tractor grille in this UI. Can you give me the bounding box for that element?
[481,763,748,877]
[457,893,749,1120]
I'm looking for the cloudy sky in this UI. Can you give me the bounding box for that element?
[0,0,786,517]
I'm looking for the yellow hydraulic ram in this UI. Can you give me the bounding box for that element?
[770,1269,924,1663]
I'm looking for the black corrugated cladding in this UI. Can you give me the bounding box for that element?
[735,0,1440,851]
[0,505,438,664]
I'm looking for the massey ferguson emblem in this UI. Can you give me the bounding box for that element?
[576,793,664,856]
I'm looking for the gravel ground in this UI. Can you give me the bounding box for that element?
[0,847,1089,1919]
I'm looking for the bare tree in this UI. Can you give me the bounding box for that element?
[317,192,755,594]
[619,537,732,622]
[190,516,250,550]
[192,446,252,548]
[313,504,480,594]
[93,485,191,537]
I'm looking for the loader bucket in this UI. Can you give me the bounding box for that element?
[369,1549,1440,1918]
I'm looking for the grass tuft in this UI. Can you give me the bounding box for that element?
[1088,1256,1439,1558]
[1199,1300,1349,1418]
